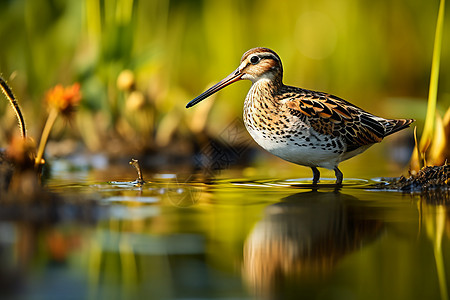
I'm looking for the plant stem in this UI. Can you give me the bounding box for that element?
[35,107,59,168]
[0,76,27,138]
[420,0,445,152]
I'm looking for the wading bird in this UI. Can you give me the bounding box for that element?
[186,47,414,185]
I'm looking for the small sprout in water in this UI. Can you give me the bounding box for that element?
[129,158,145,186]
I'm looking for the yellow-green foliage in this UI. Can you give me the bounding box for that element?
[0,0,448,154]
[411,0,449,171]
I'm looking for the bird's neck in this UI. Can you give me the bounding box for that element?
[243,80,282,134]
[246,77,283,108]
[243,78,283,132]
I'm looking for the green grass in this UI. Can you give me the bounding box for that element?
[420,0,446,153]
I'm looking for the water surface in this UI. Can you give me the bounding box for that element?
[1,167,448,300]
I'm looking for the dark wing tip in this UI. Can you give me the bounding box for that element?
[384,118,415,137]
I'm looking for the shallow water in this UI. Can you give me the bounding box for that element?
[1,166,449,300]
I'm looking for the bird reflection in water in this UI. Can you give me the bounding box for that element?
[243,190,383,298]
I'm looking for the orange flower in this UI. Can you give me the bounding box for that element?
[46,83,81,117]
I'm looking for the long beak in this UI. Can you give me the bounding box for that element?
[186,68,243,108]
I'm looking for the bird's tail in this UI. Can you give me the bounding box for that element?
[383,118,415,137]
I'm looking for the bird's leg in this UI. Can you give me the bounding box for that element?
[334,167,343,185]
[311,167,320,184]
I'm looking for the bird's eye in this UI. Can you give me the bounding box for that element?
[250,56,260,64]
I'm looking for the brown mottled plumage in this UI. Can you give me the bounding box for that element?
[186,47,414,184]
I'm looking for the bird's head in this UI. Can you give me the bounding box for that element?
[186,47,283,108]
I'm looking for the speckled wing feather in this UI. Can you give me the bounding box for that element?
[280,86,412,152]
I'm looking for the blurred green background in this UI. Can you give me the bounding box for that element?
[0,0,449,176]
